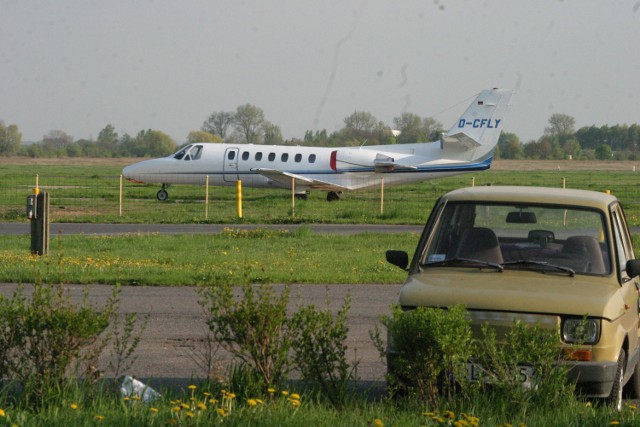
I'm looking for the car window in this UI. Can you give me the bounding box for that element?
[421,201,611,275]
[611,203,634,276]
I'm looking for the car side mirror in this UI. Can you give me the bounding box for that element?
[627,259,640,279]
[386,250,409,270]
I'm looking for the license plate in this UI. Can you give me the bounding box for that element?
[467,363,534,389]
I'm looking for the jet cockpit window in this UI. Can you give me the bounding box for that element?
[187,145,203,161]
[173,145,192,160]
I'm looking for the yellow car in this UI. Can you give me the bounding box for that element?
[386,186,640,409]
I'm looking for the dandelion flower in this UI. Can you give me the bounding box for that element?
[444,410,455,420]
[610,421,620,426]
[95,415,104,421]
[267,387,276,394]
[197,402,207,411]
[0,409,5,417]
[188,384,197,390]
[373,419,384,427]
[172,406,181,412]
[290,399,301,408]
[209,398,218,404]
[185,411,195,418]
[150,407,159,413]
[70,403,78,410]
[281,390,289,397]
[255,398,264,405]
[290,393,301,400]
[248,399,258,407]
[217,408,227,417]
[180,403,190,409]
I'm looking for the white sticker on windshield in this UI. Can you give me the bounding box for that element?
[428,254,446,262]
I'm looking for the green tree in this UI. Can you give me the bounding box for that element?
[0,121,22,155]
[496,132,523,159]
[187,130,222,143]
[202,111,235,140]
[545,113,575,137]
[125,130,177,157]
[97,124,119,155]
[234,104,265,144]
[263,122,284,145]
[42,130,73,155]
[595,144,613,160]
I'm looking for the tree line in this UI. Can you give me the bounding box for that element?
[1,106,639,161]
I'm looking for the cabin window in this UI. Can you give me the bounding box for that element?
[309,154,316,163]
[295,153,302,163]
[268,153,276,161]
[242,151,249,161]
[281,153,289,162]
[255,152,263,161]
[228,151,236,160]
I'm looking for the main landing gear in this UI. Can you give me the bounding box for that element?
[156,184,169,201]
[326,191,342,202]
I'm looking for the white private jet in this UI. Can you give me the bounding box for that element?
[123,88,513,201]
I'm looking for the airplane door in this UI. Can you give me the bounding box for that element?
[223,148,240,182]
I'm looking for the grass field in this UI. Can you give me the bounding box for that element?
[1,158,640,225]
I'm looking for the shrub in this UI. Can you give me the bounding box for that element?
[290,292,358,407]
[373,304,473,406]
[198,283,292,390]
[0,284,118,407]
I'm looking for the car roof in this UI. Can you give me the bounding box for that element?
[442,186,618,210]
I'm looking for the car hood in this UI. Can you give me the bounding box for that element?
[397,268,624,321]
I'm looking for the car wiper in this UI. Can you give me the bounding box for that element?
[424,257,504,272]
[502,260,575,277]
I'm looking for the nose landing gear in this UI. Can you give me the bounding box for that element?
[157,185,169,201]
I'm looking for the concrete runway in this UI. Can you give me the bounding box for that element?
[0,283,401,389]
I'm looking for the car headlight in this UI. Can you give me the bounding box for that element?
[562,318,600,344]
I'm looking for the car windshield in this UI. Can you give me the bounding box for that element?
[421,201,611,276]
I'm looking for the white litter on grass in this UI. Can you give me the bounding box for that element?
[120,375,161,403]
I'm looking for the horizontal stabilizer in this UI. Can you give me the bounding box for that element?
[252,168,350,191]
[373,158,418,172]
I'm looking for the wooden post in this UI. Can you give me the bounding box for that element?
[119,175,123,217]
[380,177,384,215]
[291,177,295,217]
[205,175,209,220]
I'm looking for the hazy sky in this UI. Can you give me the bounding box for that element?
[1,0,639,144]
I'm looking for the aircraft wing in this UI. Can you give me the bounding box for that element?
[373,156,418,172]
[252,168,350,191]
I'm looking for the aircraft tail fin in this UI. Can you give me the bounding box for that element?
[441,88,513,153]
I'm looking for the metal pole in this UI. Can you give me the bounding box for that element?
[236,180,243,219]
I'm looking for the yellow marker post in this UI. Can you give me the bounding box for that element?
[236,180,243,219]
[119,175,123,217]
[205,175,210,220]
[34,174,40,195]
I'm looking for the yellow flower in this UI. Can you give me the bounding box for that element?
[373,419,384,427]
[203,392,211,397]
[209,398,218,404]
[610,421,620,426]
[0,409,5,417]
[217,408,227,417]
[281,390,289,396]
[197,402,207,410]
[188,384,197,390]
[180,403,190,409]
[444,410,455,419]
[185,411,195,418]
[150,407,159,413]
[70,403,78,410]
[255,398,264,404]
[290,393,301,400]
[267,387,276,394]
[172,406,181,412]
[95,415,104,421]
[248,399,258,407]
[290,399,301,408]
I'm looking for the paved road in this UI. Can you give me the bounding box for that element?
[0,283,400,389]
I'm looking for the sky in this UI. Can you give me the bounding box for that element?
[1,0,639,144]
